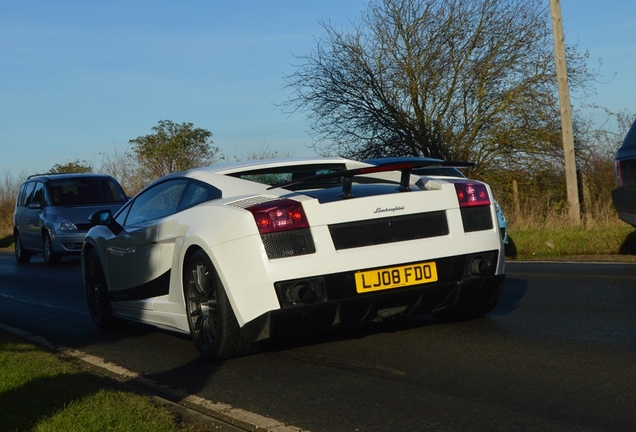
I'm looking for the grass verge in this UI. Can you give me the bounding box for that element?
[0,234,12,248]
[507,224,636,261]
[0,331,219,432]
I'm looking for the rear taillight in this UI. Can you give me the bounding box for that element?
[453,181,491,207]
[616,160,623,187]
[247,199,309,234]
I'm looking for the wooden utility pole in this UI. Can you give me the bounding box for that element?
[550,0,581,225]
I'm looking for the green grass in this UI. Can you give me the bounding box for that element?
[0,234,12,248]
[0,332,214,432]
[507,224,636,260]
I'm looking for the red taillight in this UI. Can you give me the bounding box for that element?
[453,181,491,207]
[247,199,309,234]
[616,160,623,187]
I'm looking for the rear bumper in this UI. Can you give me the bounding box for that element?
[612,188,636,227]
[242,251,505,342]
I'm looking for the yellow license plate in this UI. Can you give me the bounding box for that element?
[355,261,438,293]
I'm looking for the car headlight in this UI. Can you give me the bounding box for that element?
[55,216,78,231]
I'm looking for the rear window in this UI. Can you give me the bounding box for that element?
[230,164,346,190]
[616,121,636,163]
[621,121,636,149]
[47,177,127,206]
[412,167,465,177]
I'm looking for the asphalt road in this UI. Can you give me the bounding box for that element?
[1,249,635,431]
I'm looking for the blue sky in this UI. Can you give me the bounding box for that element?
[1,1,634,176]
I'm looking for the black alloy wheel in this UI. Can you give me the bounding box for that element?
[185,250,252,360]
[84,248,114,328]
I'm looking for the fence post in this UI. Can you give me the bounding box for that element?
[513,179,521,219]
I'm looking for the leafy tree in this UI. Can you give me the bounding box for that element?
[128,120,221,179]
[50,160,92,173]
[283,0,596,175]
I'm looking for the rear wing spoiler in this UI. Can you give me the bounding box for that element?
[268,157,475,198]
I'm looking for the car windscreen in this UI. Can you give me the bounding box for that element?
[48,178,127,206]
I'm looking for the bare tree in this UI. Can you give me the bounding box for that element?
[231,143,297,162]
[0,171,23,236]
[283,0,595,175]
[98,145,147,196]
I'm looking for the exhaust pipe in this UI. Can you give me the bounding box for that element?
[469,256,489,276]
[291,282,317,303]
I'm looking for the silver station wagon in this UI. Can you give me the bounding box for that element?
[13,173,128,264]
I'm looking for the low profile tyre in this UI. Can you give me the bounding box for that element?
[14,232,31,264]
[84,248,114,329]
[42,233,61,265]
[185,250,253,360]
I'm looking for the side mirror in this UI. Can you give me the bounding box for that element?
[89,210,113,226]
[88,210,124,235]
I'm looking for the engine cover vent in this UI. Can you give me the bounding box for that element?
[329,211,449,250]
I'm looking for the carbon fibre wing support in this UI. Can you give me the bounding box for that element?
[267,157,475,199]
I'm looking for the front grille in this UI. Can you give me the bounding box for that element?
[461,206,494,232]
[262,228,316,259]
[63,242,83,250]
[329,211,448,250]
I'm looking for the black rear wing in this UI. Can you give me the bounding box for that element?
[268,157,475,198]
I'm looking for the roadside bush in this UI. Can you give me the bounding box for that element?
[0,172,22,238]
[485,160,620,231]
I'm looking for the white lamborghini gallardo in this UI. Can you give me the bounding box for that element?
[82,157,505,359]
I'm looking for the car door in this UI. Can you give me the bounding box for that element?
[23,181,45,250]
[14,181,34,248]
[104,179,188,302]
